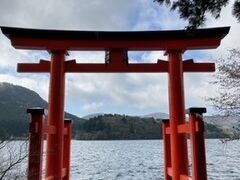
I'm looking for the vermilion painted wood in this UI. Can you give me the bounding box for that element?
[182,60,215,72]
[10,37,222,50]
[1,26,229,180]
[165,127,171,135]
[63,120,72,180]
[17,60,215,73]
[42,125,56,134]
[61,168,67,178]
[167,168,173,177]
[180,174,192,180]
[45,176,54,180]
[168,51,189,179]
[189,112,207,180]
[177,124,190,134]
[162,120,172,180]
[46,51,66,180]
[27,110,45,180]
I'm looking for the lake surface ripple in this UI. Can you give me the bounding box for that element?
[71,139,240,180]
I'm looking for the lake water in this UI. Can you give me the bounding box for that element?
[2,139,240,179]
[70,139,240,180]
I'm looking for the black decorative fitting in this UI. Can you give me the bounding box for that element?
[162,119,170,123]
[123,50,128,64]
[27,107,45,115]
[64,119,72,124]
[105,50,128,65]
[0,26,230,41]
[105,51,111,64]
[186,107,207,114]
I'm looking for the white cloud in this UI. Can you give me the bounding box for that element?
[205,0,240,54]
[0,0,238,116]
[81,102,103,112]
[0,33,27,68]
[0,74,49,100]
[131,0,187,30]
[0,0,138,30]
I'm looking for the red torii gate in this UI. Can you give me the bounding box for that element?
[1,26,229,180]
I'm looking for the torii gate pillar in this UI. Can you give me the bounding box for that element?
[168,51,188,178]
[46,50,66,179]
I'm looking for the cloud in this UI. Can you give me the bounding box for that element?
[0,0,138,30]
[0,33,26,68]
[131,0,187,30]
[0,0,238,116]
[0,73,49,100]
[205,0,240,53]
[81,102,103,112]
[65,72,169,115]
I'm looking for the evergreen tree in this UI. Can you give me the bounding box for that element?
[154,0,240,28]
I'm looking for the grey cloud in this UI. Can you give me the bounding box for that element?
[0,0,138,30]
[0,0,237,116]
[66,73,168,111]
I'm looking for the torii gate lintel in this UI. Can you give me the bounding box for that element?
[17,57,215,73]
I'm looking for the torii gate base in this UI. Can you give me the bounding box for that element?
[0,26,230,180]
[27,108,72,180]
[163,107,207,180]
[27,106,207,180]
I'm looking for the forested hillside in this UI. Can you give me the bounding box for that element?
[0,82,230,140]
[75,114,228,140]
[75,114,162,140]
[0,82,84,138]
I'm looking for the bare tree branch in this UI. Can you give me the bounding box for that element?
[0,140,28,180]
[208,48,240,140]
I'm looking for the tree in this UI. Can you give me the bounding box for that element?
[0,138,27,179]
[208,49,240,141]
[209,49,240,116]
[154,0,240,28]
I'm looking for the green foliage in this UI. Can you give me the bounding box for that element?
[76,114,228,140]
[205,122,228,138]
[0,82,84,139]
[76,114,162,140]
[233,1,240,22]
[80,117,107,132]
[0,83,229,140]
[154,0,239,28]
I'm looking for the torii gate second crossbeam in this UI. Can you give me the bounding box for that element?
[1,26,230,180]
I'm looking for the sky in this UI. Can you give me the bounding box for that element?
[0,0,239,117]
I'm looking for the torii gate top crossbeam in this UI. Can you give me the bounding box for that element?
[1,26,230,50]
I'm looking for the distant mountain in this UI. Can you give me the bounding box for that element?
[143,112,240,138]
[142,112,169,119]
[76,114,162,140]
[205,115,240,128]
[76,113,228,140]
[0,82,234,140]
[205,115,240,136]
[82,112,170,120]
[82,113,105,120]
[0,82,85,138]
